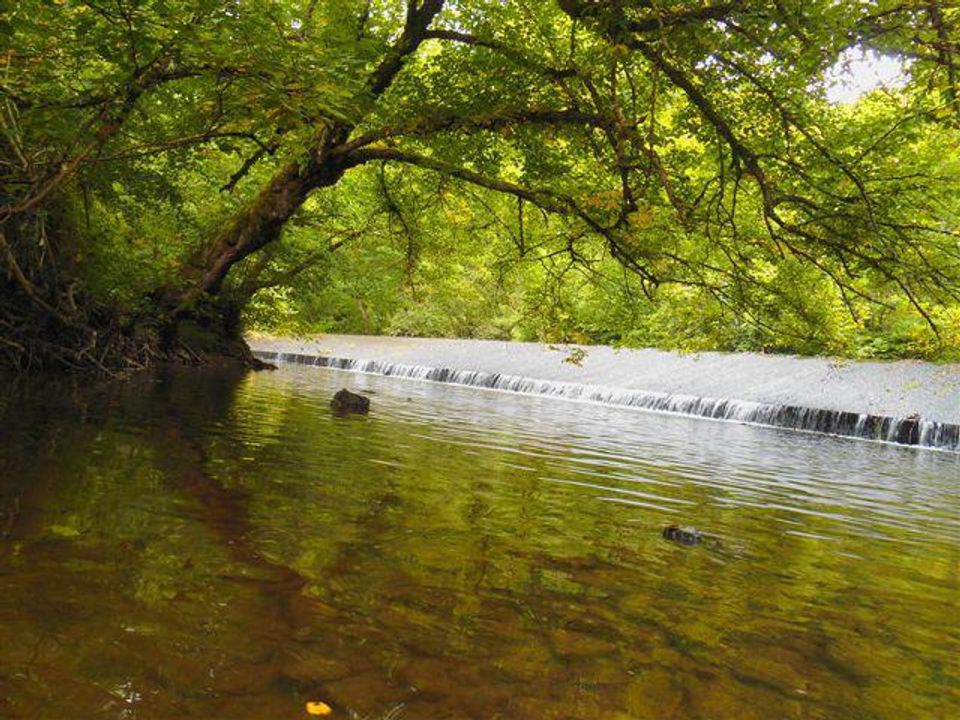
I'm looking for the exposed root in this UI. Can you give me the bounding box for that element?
[0,287,267,375]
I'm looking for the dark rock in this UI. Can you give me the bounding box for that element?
[331,388,370,414]
[662,525,703,546]
[662,524,721,548]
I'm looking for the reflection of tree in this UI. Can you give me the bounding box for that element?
[2,370,958,717]
[143,368,355,703]
[0,369,361,715]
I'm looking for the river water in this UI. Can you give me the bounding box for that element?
[0,365,957,719]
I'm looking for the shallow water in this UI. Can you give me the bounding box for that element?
[1,366,958,719]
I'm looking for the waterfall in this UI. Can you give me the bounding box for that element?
[254,350,960,452]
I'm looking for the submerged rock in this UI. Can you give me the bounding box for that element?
[662,524,721,548]
[331,388,370,414]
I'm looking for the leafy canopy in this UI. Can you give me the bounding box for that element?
[2,1,959,361]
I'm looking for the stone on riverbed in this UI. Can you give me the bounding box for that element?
[662,525,722,548]
[330,388,370,414]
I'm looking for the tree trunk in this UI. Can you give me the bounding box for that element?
[178,159,345,306]
[0,0,439,374]
[148,141,352,368]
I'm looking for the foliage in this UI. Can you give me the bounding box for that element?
[2,1,959,369]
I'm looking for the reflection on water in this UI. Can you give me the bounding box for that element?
[0,366,957,719]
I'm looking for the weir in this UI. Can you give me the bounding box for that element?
[251,347,960,452]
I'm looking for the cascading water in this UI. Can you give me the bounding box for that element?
[254,350,960,452]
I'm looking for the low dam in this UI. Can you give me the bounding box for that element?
[250,335,960,452]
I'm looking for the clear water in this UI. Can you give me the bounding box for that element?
[1,366,958,719]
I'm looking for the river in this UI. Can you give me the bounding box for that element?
[1,364,957,718]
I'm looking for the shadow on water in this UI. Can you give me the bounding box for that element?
[1,365,958,719]
[0,369,341,717]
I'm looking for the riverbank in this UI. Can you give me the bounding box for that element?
[248,334,960,450]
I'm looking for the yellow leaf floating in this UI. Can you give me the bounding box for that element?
[306,701,333,716]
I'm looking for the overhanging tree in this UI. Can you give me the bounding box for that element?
[1,0,958,370]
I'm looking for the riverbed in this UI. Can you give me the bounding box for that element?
[1,364,958,718]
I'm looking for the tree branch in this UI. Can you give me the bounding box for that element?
[422,29,577,79]
[367,0,446,99]
[333,107,612,157]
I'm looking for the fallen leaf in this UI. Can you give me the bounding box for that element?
[306,700,332,716]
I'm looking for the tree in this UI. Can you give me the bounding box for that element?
[1,0,958,371]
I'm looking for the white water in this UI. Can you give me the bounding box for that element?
[253,350,960,452]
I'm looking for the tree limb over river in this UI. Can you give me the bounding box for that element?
[2,1,959,371]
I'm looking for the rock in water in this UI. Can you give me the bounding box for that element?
[662,525,703,546]
[331,389,370,414]
[662,524,721,548]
